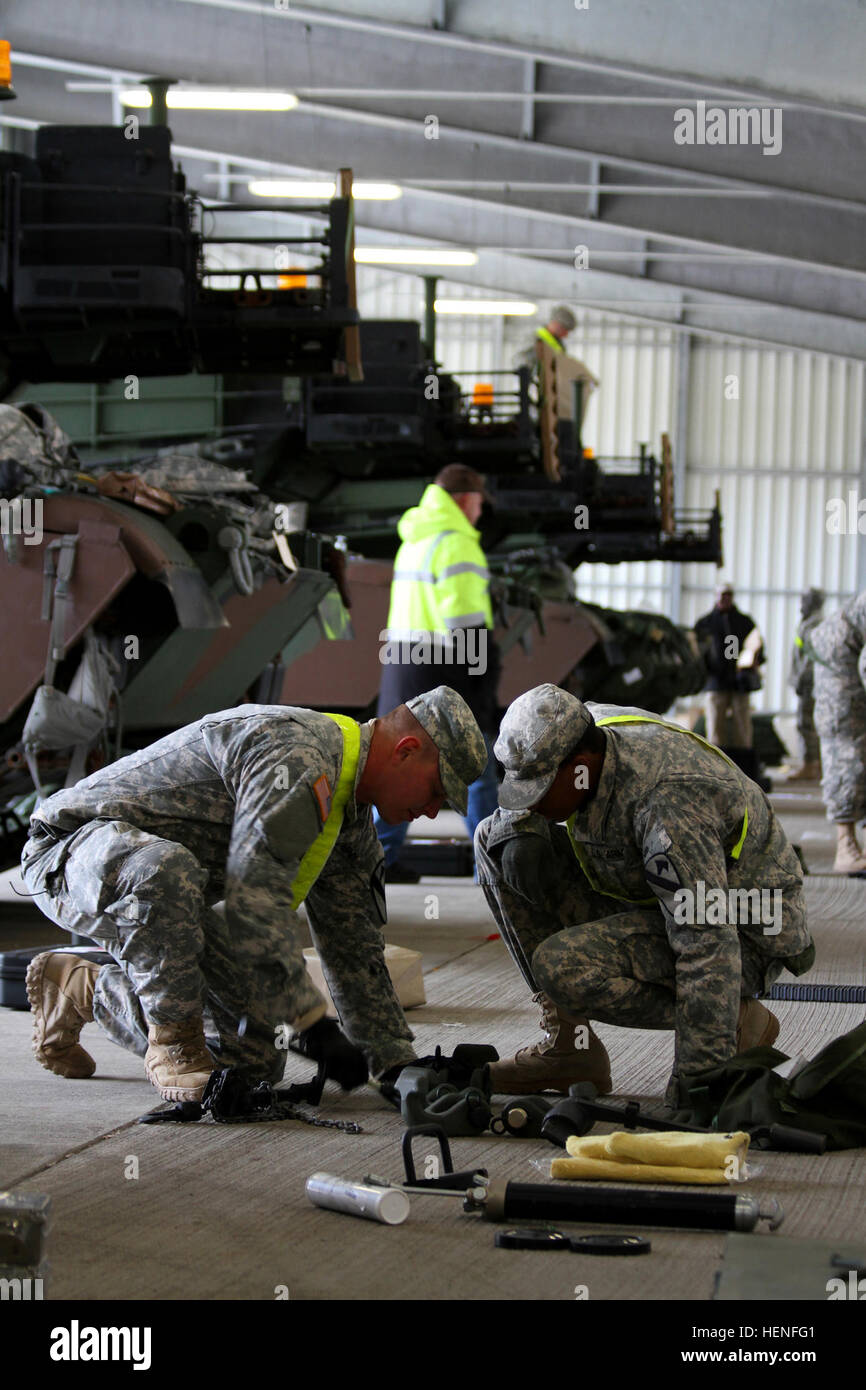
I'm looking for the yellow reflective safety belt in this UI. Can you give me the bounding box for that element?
[536,326,564,353]
[566,714,749,904]
[290,713,361,910]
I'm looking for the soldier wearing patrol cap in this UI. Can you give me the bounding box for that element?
[21,687,487,1102]
[474,684,815,1106]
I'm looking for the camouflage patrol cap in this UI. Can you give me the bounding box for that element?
[405,686,487,815]
[496,684,593,810]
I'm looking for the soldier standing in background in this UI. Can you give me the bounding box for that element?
[475,685,814,1108]
[21,688,486,1100]
[515,304,578,376]
[810,592,866,873]
[694,580,765,781]
[374,464,500,879]
[787,587,825,781]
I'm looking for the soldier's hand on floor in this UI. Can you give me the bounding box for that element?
[296,1018,369,1091]
[501,834,557,909]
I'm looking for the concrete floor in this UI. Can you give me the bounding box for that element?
[2,775,865,1305]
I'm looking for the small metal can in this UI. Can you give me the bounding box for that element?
[305,1173,410,1226]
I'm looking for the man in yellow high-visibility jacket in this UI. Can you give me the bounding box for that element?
[376,464,500,875]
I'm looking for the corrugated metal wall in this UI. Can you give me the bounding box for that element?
[681,345,864,715]
[218,256,866,718]
[356,268,865,718]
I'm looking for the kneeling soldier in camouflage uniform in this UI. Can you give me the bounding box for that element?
[22,687,486,1101]
[475,685,815,1106]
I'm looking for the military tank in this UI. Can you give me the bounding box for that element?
[0,117,720,871]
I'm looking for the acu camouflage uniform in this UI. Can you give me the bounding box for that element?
[21,705,419,1080]
[475,699,814,1103]
[810,592,866,823]
[789,596,824,766]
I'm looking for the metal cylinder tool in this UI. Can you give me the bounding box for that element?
[467,1179,783,1232]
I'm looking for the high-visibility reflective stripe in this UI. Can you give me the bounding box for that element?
[392,531,461,586]
[383,628,462,648]
[565,831,657,905]
[595,715,749,860]
[423,529,457,570]
[392,561,490,584]
[565,713,750,904]
[444,611,488,629]
[290,713,361,910]
[537,326,564,353]
[392,568,437,583]
[439,562,490,580]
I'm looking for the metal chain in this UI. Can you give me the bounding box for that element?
[208,1102,363,1134]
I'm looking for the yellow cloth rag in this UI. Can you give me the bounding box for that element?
[604,1130,750,1170]
[550,1130,751,1185]
[551,1157,729,1184]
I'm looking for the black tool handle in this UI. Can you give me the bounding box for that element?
[495,1181,745,1231]
[402,1124,453,1184]
[751,1123,827,1154]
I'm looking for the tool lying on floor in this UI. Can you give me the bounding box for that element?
[540,1083,826,1154]
[462,1180,783,1231]
[383,1045,498,1135]
[306,1174,411,1226]
[490,1096,554,1138]
[399,1124,488,1190]
[393,1067,492,1134]
[357,1124,784,1233]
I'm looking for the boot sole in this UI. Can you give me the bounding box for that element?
[143,1065,210,1103]
[26,952,96,1079]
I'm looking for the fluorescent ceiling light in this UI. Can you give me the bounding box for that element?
[122,88,298,111]
[248,179,401,200]
[434,299,537,316]
[355,248,478,266]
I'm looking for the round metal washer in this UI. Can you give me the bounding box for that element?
[495,1227,571,1251]
[570,1234,651,1256]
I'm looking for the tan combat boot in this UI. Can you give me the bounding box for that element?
[488,992,612,1096]
[737,998,780,1052]
[26,951,100,1079]
[785,760,821,782]
[833,824,866,874]
[144,1020,215,1101]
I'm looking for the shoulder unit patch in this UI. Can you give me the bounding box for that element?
[311,774,333,826]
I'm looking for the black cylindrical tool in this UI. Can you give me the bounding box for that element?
[469,1179,783,1232]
